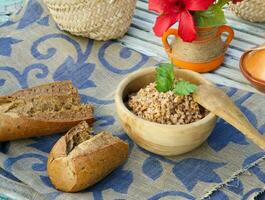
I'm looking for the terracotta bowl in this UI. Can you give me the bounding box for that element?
[240,48,265,93]
[115,67,217,156]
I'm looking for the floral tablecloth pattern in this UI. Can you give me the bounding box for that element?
[0,0,265,199]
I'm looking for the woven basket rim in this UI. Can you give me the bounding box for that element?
[44,0,128,8]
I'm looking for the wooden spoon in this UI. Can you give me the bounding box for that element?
[193,84,265,150]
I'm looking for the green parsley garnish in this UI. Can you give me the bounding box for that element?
[155,63,197,96]
[173,80,197,96]
[155,63,174,92]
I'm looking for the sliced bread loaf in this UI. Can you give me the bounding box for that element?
[0,81,94,141]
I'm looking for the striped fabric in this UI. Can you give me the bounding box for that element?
[0,0,23,23]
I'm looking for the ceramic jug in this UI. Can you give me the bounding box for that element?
[162,25,234,73]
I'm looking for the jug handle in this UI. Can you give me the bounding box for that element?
[217,25,234,49]
[162,28,178,54]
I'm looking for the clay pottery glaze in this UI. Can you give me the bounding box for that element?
[115,67,217,156]
[162,26,234,73]
[240,44,265,93]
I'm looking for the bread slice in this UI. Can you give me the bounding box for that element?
[0,81,94,141]
[47,121,129,192]
[12,80,78,98]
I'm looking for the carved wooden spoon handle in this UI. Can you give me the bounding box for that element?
[193,84,265,150]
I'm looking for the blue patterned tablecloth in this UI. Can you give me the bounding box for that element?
[0,0,265,200]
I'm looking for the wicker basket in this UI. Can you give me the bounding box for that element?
[229,0,265,22]
[43,0,137,40]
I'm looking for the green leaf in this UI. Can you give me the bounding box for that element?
[173,80,198,96]
[155,63,174,92]
[194,4,227,28]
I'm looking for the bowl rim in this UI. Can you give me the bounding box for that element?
[240,50,265,86]
[115,67,216,128]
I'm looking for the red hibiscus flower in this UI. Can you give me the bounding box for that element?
[149,0,214,42]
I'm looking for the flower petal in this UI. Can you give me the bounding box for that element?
[182,0,214,11]
[149,0,181,14]
[148,0,168,14]
[178,10,196,42]
[153,14,179,37]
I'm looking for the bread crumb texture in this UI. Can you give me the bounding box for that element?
[0,81,93,121]
[66,121,93,154]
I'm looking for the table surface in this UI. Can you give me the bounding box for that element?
[0,1,265,199]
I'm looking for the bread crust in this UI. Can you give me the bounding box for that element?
[47,123,129,192]
[0,113,93,141]
[0,81,94,141]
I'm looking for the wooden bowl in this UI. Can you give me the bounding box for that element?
[240,48,265,93]
[115,67,217,156]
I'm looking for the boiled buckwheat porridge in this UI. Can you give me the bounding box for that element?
[127,82,208,125]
